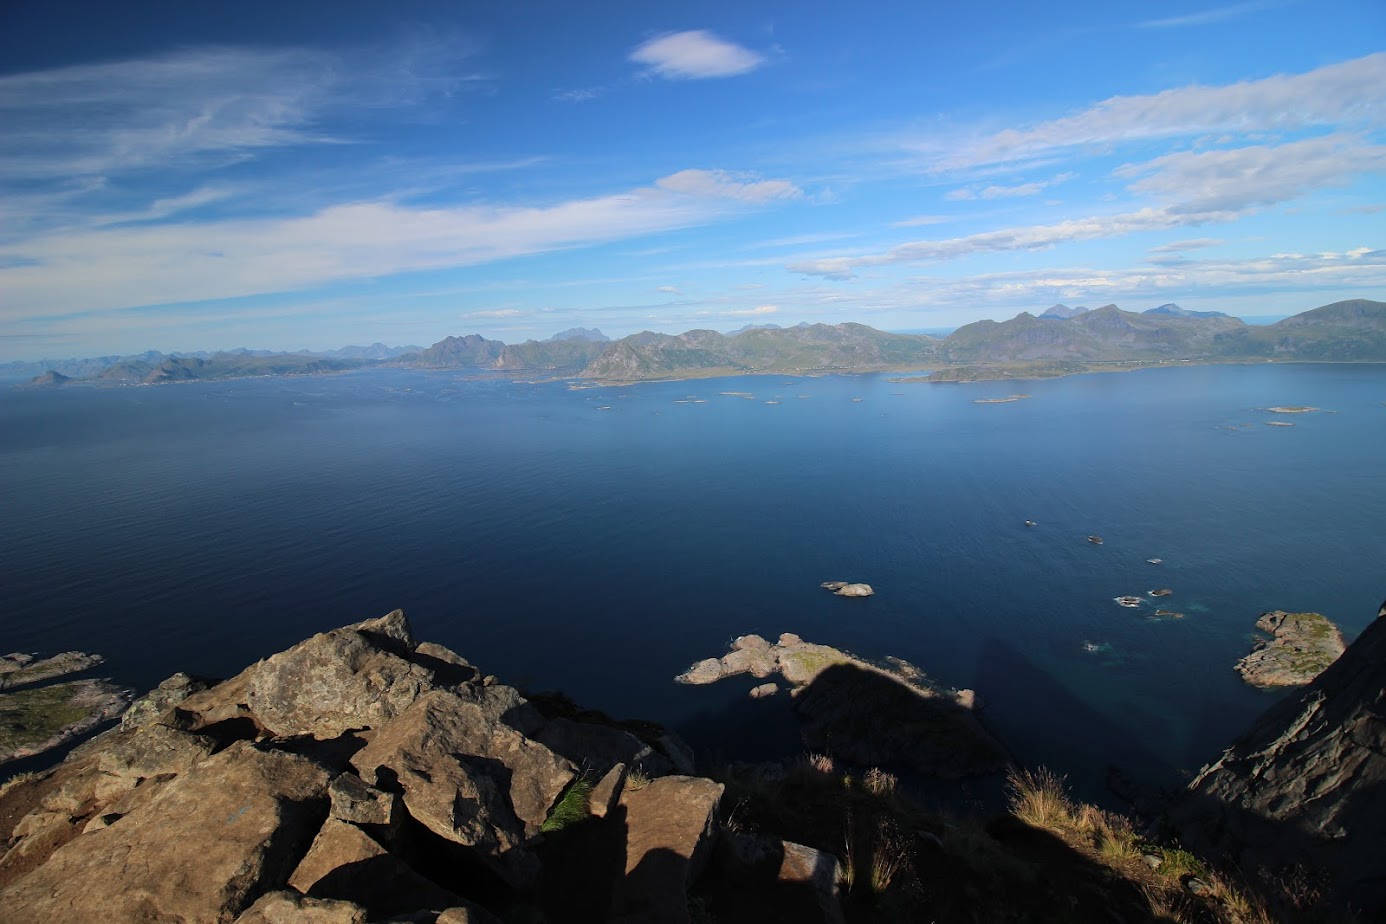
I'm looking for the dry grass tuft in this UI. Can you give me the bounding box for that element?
[1005,765,1073,831]
[863,767,898,797]
[869,819,910,893]
[0,770,43,799]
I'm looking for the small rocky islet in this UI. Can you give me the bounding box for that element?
[820,580,874,597]
[1234,610,1346,688]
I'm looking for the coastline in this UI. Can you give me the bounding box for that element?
[14,356,1386,392]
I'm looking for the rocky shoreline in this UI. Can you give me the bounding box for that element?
[0,651,131,767]
[0,613,844,923]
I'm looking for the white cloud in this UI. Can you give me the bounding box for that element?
[945,172,1075,201]
[553,86,605,104]
[729,305,779,316]
[945,52,1386,169]
[775,247,1386,321]
[1140,0,1293,29]
[1149,238,1225,254]
[656,169,802,202]
[630,31,763,80]
[657,285,681,294]
[464,308,524,318]
[892,214,950,228]
[0,184,729,319]
[788,207,1223,279]
[1117,135,1386,213]
[795,133,1384,280]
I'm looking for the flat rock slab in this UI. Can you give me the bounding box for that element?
[234,891,368,924]
[611,775,723,924]
[0,741,329,923]
[290,817,480,918]
[1235,610,1346,688]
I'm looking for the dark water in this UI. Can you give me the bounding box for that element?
[3,364,1383,802]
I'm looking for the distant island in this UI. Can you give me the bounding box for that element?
[13,298,1386,388]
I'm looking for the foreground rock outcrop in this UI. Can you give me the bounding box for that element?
[1170,600,1386,915]
[1233,609,1345,688]
[0,612,734,924]
[677,633,1006,778]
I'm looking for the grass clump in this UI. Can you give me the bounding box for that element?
[0,684,93,751]
[1006,765,1073,831]
[540,778,592,834]
[0,769,44,798]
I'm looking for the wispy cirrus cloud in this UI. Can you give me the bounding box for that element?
[945,172,1076,201]
[936,52,1386,170]
[0,41,484,183]
[630,30,763,80]
[794,132,1384,279]
[656,169,802,202]
[1116,134,1386,213]
[1139,0,1295,29]
[1149,237,1225,254]
[463,308,526,319]
[0,168,804,320]
[788,208,1219,279]
[777,247,1386,321]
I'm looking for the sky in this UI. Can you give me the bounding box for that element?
[1,0,1384,359]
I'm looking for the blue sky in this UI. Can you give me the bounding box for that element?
[1,0,1383,359]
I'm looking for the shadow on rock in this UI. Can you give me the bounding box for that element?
[792,662,1007,779]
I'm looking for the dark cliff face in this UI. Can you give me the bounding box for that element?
[1169,601,1386,914]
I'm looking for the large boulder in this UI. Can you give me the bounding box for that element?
[288,817,489,920]
[233,891,368,924]
[349,688,575,886]
[0,741,330,923]
[240,611,441,739]
[537,717,673,778]
[121,671,213,730]
[610,775,724,924]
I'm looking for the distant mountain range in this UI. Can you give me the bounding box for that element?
[16,300,1386,387]
[1040,302,1228,320]
[2,343,421,384]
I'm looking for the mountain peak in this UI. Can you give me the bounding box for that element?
[1040,304,1090,319]
[545,327,609,343]
[1143,303,1229,319]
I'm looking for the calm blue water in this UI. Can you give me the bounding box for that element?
[3,364,1383,802]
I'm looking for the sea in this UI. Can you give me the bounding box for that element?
[3,362,1383,805]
